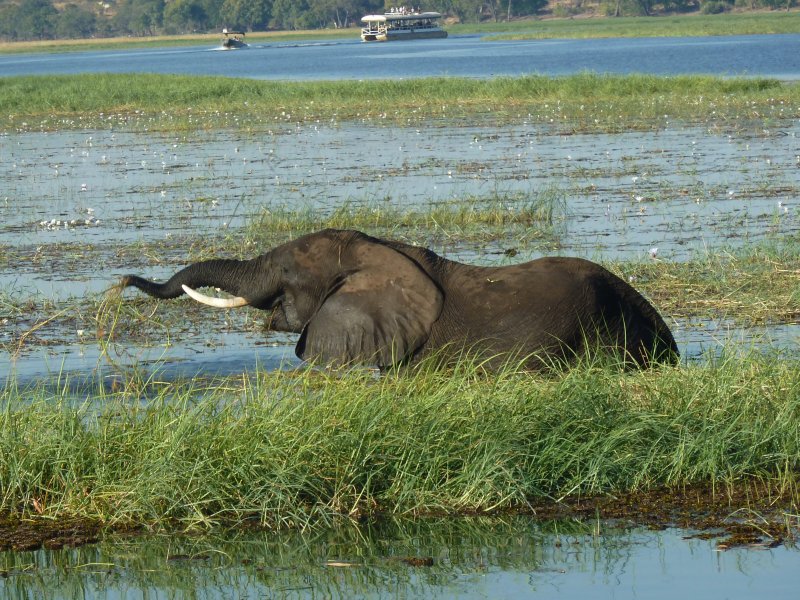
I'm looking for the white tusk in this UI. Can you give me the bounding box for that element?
[182,285,249,308]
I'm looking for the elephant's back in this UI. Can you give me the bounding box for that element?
[519,256,679,365]
[568,257,678,365]
[429,254,678,368]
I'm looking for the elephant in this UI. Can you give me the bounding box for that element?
[119,228,678,370]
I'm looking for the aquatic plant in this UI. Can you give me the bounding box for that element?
[1,73,797,133]
[245,190,565,242]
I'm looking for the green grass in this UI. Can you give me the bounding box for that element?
[614,242,800,325]
[1,353,798,530]
[2,73,797,132]
[483,11,800,40]
[244,191,564,244]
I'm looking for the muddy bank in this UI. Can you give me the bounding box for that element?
[2,480,796,555]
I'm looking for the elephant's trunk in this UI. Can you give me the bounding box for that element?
[120,258,260,304]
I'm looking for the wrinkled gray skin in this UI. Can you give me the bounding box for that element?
[120,229,678,369]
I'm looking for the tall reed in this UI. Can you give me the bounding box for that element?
[1,352,798,531]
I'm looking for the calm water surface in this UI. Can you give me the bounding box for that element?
[2,33,800,80]
[1,518,798,599]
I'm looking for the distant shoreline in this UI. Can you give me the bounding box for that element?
[1,9,797,55]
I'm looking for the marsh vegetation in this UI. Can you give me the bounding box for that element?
[1,71,799,554]
[2,72,798,131]
[1,353,799,532]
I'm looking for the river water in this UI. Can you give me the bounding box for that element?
[2,33,800,596]
[2,117,798,381]
[2,33,800,80]
[1,518,799,599]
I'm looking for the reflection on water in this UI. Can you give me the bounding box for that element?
[1,517,798,599]
[678,319,800,360]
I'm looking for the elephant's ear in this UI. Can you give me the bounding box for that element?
[296,243,443,367]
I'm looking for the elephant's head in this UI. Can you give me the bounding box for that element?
[120,229,444,367]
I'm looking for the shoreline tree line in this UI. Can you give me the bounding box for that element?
[0,0,794,41]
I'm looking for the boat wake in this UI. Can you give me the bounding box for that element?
[273,40,351,49]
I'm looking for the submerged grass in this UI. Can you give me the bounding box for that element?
[1,73,797,132]
[1,353,799,531]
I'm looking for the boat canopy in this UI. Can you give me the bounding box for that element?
[361,12,442,22]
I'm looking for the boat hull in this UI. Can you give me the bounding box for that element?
[361,29,447,42]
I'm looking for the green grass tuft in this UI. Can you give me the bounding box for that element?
[2,353,798,531]
[245,190,564,242]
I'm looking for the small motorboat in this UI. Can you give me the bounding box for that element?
[221,29,247,49]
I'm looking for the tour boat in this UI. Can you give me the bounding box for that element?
[360,9,447,42]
